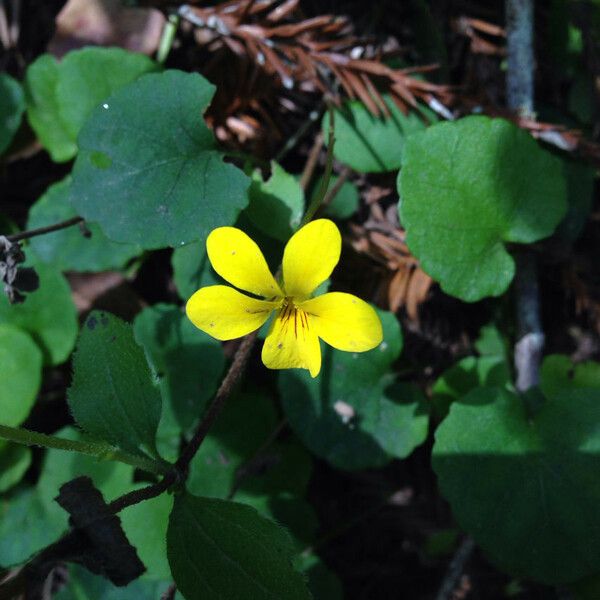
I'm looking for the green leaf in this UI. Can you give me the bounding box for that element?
[0,73,25,154]
[55,565,180,600]
[0,324,42,426]
[294,553,343,600]
[28,176,141,272]
[187,393,278,499]
[245,162,304,241]
[171,240,220,300]
[0,443,32,492]
[24,54,76,162]
[24,49,157,162]
[133,304,225,429]
[56,47,158,142]
[431,355,510,418]
[70,70,250,249]
[556,160,595,243]
[398,116,568,301]
[167,493,311,600]
[540,354,600,398]
[68,311,162,458]
[313,175,360,220]
[327,96,433,173]
[433,385,600,584]
[0,428,134,567]
[120,492,173,581]
[280,310,428,470]
[0,261,78,365]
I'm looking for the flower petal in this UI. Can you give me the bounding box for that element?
[282,219,341,299]
[299,292,383,352]
[207,227,282,298]
[261,304,321,378]
[186,285,279,341]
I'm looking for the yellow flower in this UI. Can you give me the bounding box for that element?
[185,219,383,378]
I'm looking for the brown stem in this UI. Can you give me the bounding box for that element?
[6,217,84,243]
[299,131,324,192]
[175,331,258,472]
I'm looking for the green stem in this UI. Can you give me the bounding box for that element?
[0,424,168,476]
[300,105,335,227]
[157,14,180,65]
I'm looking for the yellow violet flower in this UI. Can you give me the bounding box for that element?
[186,219,383,378]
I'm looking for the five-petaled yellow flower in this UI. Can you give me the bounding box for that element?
[186,219,383,378]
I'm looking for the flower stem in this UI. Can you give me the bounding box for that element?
[300,105,335,227]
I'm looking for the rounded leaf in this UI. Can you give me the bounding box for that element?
[71,70,250,249]
[433,386,600,584]
[399,116,567,301]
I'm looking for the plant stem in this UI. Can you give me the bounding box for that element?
[157,13,179,65]
[0,424,167,475]
[6,217,84,243]
[506,0,542,393]
[300,106,335,226]
[434,536,476,600]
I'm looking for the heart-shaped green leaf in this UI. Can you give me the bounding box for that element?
[398,116,567,301]
[24,48,157,162]
[68,311,162,458]
[0,443,32,493]
[167,493,311,600]
[433,385,600,584]
[0,74,25,154]
[70,70,250,249]
[0,261,78,365]
[28,177,141,272]
[0,324,42,427]
[280,310,428,469]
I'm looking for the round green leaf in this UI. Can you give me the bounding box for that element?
[121,492,173,581]
[24,54,76,162]
[171,240,219,300]
[326,97,432,173]
[399,116,568,301]
[68,311,162,458]
[540,354,600,398]
[70,70,250,249]
[280,310,428,469]
[0,73,25,154]
[24,49,157,163]
[28,177,141,272]
[245,162,304,241]
[0,324,42,426]
[0,261,77,365]
[433,386,600,584]
[56,47,158,142]
[133,304,224,429]
[0,443,32,492]
[167,493,311,600]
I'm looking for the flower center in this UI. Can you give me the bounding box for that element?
[280,297,310,339]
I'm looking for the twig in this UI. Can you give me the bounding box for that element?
[6,217,84,243]
[321,166,351,209]
[435,536,476,600]
[299,131,323,192]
